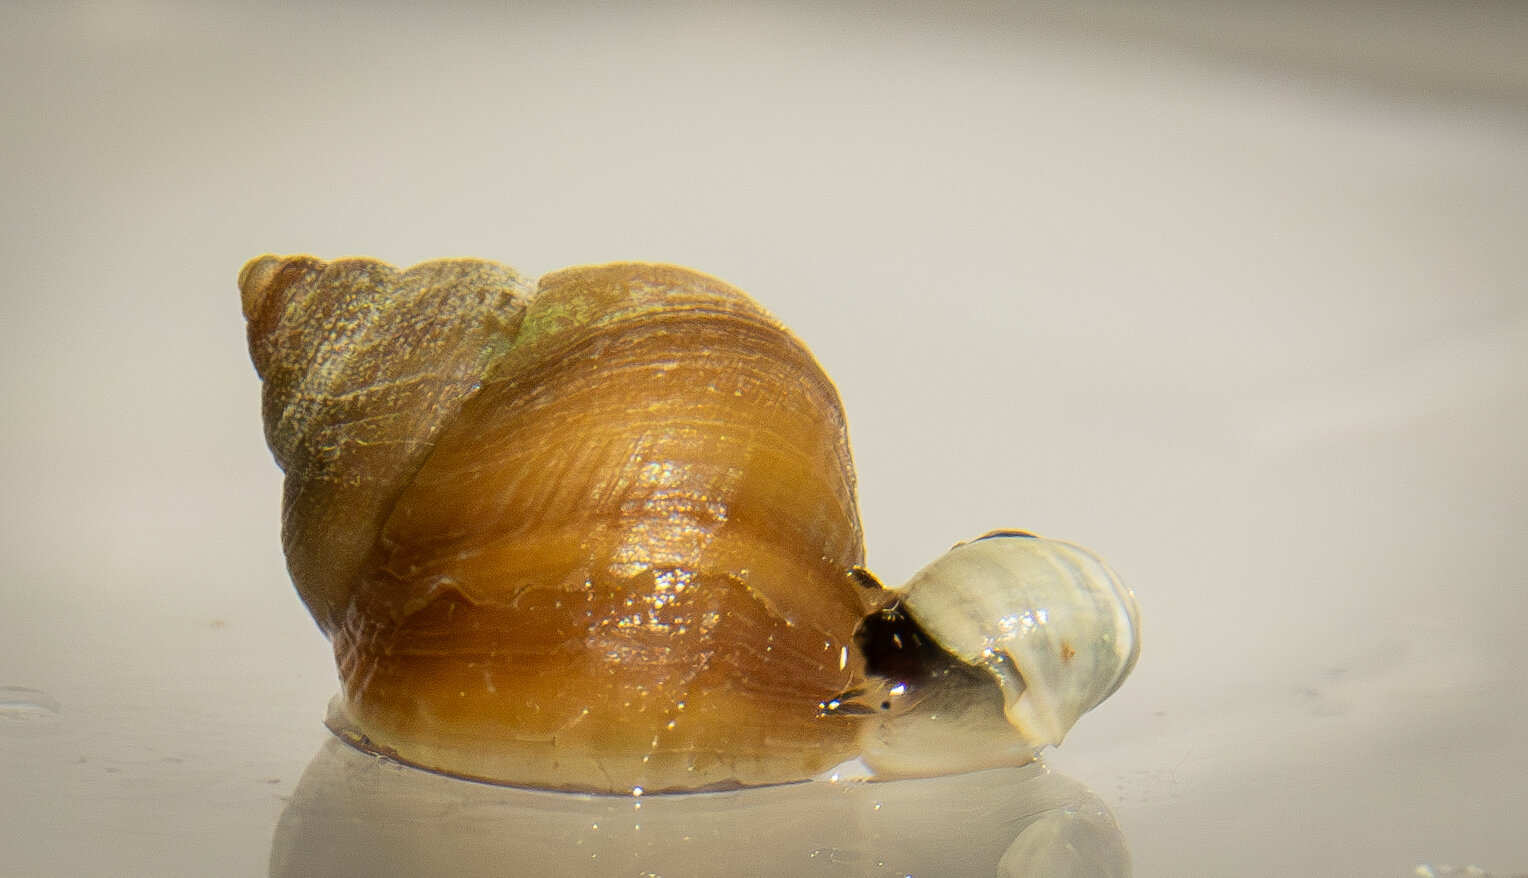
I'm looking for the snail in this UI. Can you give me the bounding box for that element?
[239,254,1140,793]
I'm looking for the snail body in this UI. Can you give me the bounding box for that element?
[900,533,1140,747]
[854,533,1141,778]
[240,254,1140,793]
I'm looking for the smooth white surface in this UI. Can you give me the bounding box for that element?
[2,2,1526,876]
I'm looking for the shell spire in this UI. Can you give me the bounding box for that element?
[238,255,533,631]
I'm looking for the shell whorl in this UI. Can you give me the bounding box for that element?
[239,255,533,631]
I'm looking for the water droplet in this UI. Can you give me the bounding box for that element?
[0,686,61,736]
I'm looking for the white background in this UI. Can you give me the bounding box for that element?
[2,2,1525,876]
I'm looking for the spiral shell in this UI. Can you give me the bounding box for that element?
[241,256,879,792]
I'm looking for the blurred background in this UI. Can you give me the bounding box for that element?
[1,1,1525,876]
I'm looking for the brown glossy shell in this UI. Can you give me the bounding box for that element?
[241,256,877,791]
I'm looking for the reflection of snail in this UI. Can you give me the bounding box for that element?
[240,255,1141,793]
[271,737,1133,878]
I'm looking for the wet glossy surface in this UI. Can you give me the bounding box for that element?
[2,2,1525,876]
[271,740,1128,877]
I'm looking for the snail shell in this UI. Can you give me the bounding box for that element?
[241,256,879,792]
[241,255,1142,792]
[857,531,1140,778]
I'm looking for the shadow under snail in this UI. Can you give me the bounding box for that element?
[239,255,1142,794]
